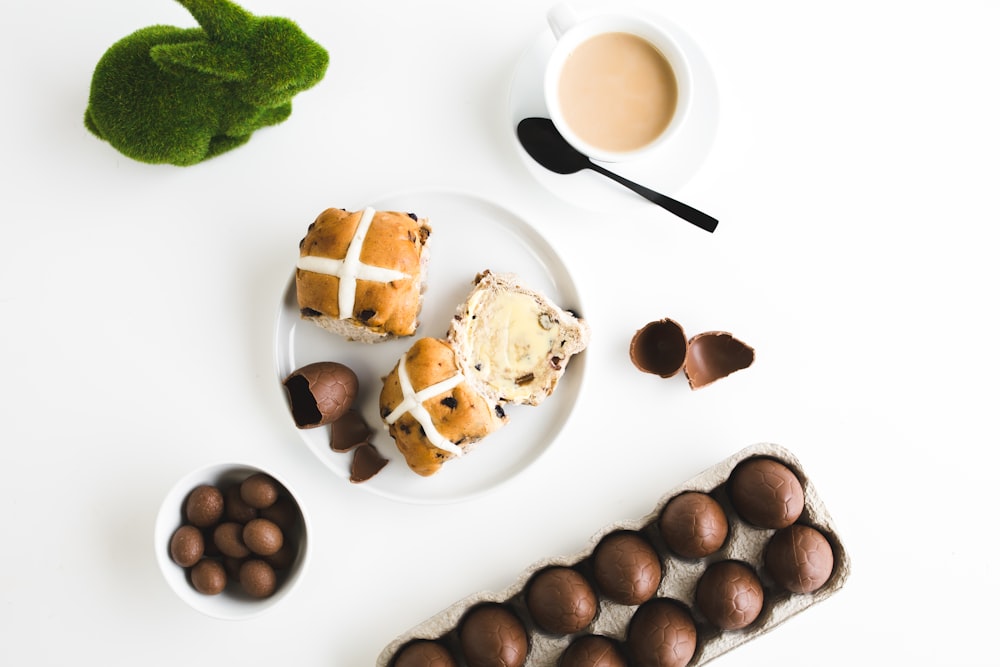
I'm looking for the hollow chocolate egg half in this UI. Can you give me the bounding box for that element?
[629,319,754,389]
[282,361,358,428]
[683,331,754,389]
[629,318,687,378]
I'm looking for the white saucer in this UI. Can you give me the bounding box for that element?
[508,7,720,213]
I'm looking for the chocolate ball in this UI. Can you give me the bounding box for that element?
[283,361,359,428]
[560,635,627,667]
[243,518,284,556]
[658,492,729,559]
[223,556,244,582]
[592,532,661,605]
[728,457,804,529]
[184,484,224,528]
[626,599,698,667]
[265,544,297,571]
[239,559,277,598]
[525,566,597,634]
[392,639,458,667]
[223,483,258,523]
[459,603,528,667]
[765,524,835,594]
[260,495,299,532]
[213,521,250,559]
[630,318,687,378]
[190,558,227,595]
[240,473,280,509]
[169,524,204,567]
[695,561,764,630]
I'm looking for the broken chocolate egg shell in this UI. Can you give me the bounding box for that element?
[283,361,358,428]
[330,409,373,452]
[629,318,687,378]
[350,443,389,483]
[684,332,755,389]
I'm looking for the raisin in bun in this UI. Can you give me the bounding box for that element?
[296,207,431,343]
[379,337,508,476]
[447,270,590,406]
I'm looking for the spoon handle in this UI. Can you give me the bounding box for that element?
[587,163,719,233]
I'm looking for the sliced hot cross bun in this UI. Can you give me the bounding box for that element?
[448,270,590,406]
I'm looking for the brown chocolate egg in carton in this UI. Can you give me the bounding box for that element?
[377,443,850,667]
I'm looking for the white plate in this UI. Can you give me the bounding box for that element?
[273,189,587,504]
[508,5,720,213]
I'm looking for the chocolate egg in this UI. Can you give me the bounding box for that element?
[184,484,224,527]
[525,566,598,634]
[264,544,297,571]
[765,524,835,594]
[658,492,729,559]
[239,559,277,598]
[169,525,204,567]
[213,521,250,559]
[223,556,244,582]
[243,518,284,556]
[559,635,627,667]
[260,495,299,532]
[458,603,529,667]
[283,361,359,428]
[695,560,764,631]
[223,483,258,523]
[728,457,804,529]
[591,531,661,606]
[392,639,458,667]
[683,332,754,389]
[190,558,227,595]
[240,473,280,509]
[630,318,687,378]
[626,599,698,667]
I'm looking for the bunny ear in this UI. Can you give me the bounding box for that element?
[175,0,253,41]
[151,42,251,81]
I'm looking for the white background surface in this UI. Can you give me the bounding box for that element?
[2,0,998,664]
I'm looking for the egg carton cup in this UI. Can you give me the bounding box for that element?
[377,443,851,666]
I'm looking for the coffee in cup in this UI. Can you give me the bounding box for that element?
[544,3,691,163]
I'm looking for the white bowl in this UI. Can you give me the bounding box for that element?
[154,462,309,620]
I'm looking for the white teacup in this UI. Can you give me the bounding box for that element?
[543,3,692,163]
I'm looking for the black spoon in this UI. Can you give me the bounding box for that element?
[516,117,718,233]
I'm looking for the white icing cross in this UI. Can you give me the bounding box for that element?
[385,352,465,456]
[297,207,409,320]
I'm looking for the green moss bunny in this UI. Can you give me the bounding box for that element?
[84,0,329,166]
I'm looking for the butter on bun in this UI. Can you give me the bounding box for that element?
[448,270,590,406]
[296,207,431,343]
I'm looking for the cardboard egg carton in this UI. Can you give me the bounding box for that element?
[377,443,851,666]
